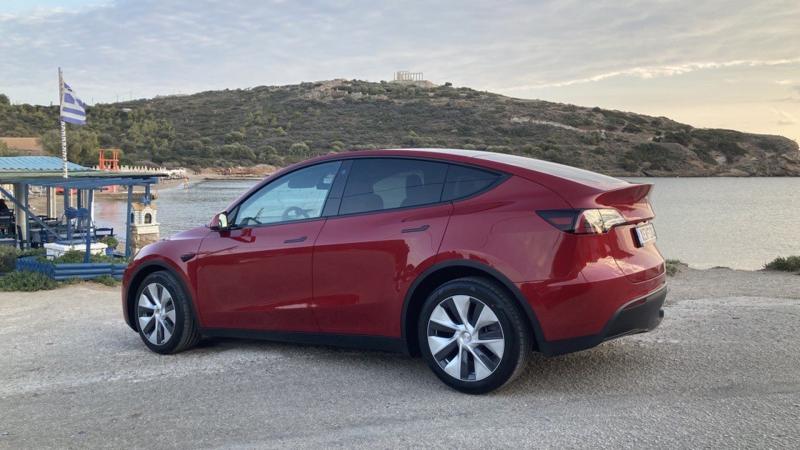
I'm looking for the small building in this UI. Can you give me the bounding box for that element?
[131,199,160,251]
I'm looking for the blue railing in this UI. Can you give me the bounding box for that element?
[16,256,127,281]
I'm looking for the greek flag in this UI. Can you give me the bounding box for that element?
[60,82,87,125]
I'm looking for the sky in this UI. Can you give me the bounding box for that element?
[1,0,799,143]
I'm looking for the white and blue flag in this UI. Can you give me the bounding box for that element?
[60,82,87,125]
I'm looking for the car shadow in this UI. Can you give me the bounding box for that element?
[191,335,668,396]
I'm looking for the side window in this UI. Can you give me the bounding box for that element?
[234,161,341,226]
[339,159,447,215]
[442,165,501,201]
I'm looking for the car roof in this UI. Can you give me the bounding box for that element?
[307,148,629,192]
[229,148,637,213]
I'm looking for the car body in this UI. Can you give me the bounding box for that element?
[123,148,666,393]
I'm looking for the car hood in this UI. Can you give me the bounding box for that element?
[166,226,212,242]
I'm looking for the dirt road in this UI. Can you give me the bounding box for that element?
[1,268,799,448]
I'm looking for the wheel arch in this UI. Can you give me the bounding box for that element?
[401,259,545,356]
[125,260,198,331]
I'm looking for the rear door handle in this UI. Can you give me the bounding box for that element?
[401,224,429,233]
[284,236,308,244]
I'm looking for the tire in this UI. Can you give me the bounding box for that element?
[418,277,531,394]
[134,271,201,354]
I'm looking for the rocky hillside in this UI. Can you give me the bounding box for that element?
[1,80,798,176]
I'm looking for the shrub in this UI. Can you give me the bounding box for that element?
[627,143,684,171]
[92,275,120,287]
[692,147,718,165]
[764,256,800,272]
[665,259,686,276]
[621,123,641,133]
[224,131,245,143]
[100,236,119,250]
[662,130,691,146]
[0,246,16,273]
[38,249,122,264]
[691,129,747,160]
[17,248,45,258]
[0,271,58,291]
[0,141,22,156]
[579,132,603,145]
[289,142,310,155]
[620,155,640,172]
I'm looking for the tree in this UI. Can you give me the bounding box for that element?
[330,141,345,151]
[0,140,18,156]
[289,142,310,155]
[41,128,100,166]
[225,131,245,143]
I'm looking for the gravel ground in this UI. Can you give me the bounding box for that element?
[1,268,799,449]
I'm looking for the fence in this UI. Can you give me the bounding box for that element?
[17,256,127,280]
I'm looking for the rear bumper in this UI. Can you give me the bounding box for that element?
[538,285,666,356]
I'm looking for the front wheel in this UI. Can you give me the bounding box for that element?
[135,271,201,354]
[418,277,531,394]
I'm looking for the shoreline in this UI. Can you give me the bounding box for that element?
[200,175,264,181]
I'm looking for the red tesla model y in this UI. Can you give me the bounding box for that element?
[123,149,666,393]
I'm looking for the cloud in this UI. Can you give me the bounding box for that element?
[505,58,800,90]
[0,1,111,24]
[1,0,800,105]
[772,109,798,126]
[773,79,800,99]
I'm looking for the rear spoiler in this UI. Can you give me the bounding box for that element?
[595,183,654,223]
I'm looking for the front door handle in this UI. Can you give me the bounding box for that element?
[284,236,308,244]
[401,224,429,233]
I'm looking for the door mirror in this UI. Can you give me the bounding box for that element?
[209,211,230,231]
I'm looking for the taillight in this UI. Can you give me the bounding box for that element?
[538,208,626,234]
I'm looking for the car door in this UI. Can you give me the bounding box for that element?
[312,158,453,337]
[195,161,342,332]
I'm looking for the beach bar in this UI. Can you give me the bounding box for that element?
[0,156,160,258]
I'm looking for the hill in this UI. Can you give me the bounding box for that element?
[0,80,798,176]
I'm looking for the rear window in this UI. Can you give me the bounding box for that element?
[474,153,627,189]
[442,165,500,201]
[340,158,447,214]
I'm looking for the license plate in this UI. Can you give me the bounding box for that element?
[634,223,657,246]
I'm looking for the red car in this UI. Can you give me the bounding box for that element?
[123,149,666,393]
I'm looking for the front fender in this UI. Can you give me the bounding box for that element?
[122,231,208,330]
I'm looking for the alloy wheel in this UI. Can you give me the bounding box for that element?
[137,282,177,346]
[427,295,505,381]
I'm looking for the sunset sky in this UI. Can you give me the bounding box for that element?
[2,0,799,143]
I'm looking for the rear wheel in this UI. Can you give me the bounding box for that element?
[418,277,530,394]
[135,271,201,354]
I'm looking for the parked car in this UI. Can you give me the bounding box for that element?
[123,149,666,393]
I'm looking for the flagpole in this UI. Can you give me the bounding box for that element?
[58,67,68,179]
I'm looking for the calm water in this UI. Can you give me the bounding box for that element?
[95,179,258,245]
[626,177,800,270]
[97,177,800,271]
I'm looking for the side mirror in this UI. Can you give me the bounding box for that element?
[209,212,230,231]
